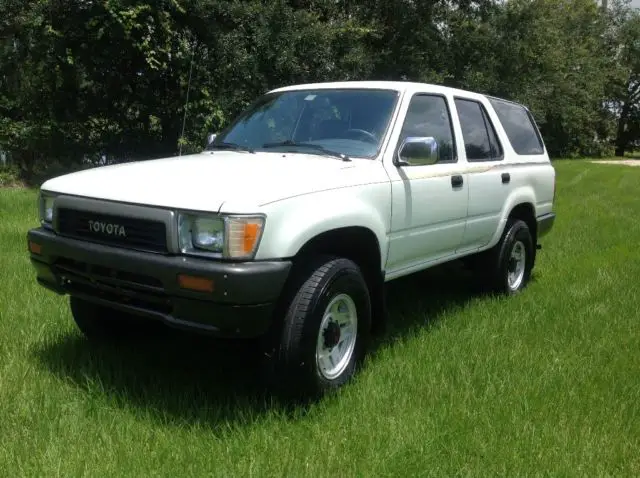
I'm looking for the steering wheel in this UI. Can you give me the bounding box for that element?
[344,128,378,144]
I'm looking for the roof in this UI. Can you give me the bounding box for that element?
[268,80,489,101]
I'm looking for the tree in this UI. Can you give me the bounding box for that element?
[605,4,640,156]
[0,0,638,182]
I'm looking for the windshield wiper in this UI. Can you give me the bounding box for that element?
[207,142,255,154]
[262,140,351,161]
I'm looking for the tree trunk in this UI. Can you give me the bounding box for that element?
[615,102,631,157]
[161,116,180,157]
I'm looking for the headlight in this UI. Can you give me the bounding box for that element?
[177,213,265,259]
[179,215,224,253]
[39,193,56,227]
[193,217,225,252]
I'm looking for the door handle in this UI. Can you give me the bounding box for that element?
[502,172,511,184]
[451,175,464,188]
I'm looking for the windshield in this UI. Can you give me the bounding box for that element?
[208,88,400,159]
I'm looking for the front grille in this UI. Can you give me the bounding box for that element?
[57,208,168,253]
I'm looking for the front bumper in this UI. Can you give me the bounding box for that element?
[27,227,292,338]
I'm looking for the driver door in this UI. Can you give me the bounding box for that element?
[384,92,469,277]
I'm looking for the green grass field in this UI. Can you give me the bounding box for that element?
[1,160,639,477]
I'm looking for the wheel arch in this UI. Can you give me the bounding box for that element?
[293,226,383,274]
[508,202,537,243]
[489,188,538,248]
[290,226,387,335]
[256,189,391,336]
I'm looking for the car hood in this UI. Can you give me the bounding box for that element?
[41,151,388,213]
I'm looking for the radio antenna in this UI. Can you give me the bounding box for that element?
[179,40,196,156]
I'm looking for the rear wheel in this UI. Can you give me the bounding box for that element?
[486,218,535,294]
[70,296,151,341]
[265,255,372,399]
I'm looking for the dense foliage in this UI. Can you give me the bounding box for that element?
[0,0,639,180]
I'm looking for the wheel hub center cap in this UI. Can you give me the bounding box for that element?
[323,321,341,348]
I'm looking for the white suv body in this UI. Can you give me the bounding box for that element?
[27,81,556,398]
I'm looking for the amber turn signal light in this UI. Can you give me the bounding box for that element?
[242,222,260,255]
[28,241,42,255]
[177,274,214,293]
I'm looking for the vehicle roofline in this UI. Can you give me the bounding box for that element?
[485,94,532,111]
[266,80,498,100]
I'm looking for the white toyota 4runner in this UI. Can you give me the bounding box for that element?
[27,81,556,398]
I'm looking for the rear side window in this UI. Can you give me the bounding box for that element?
[488,98,544,155]
[454,98,502,162]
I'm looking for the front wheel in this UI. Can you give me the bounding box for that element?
[266,255,372,399]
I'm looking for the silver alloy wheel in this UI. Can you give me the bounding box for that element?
[316,293,358,380]
[507,240,526,290]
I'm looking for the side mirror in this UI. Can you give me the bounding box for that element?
[206,133,217,146]
[396,136,439,166]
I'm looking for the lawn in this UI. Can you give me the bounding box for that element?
[1,160,639,477]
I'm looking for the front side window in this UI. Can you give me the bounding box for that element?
[209,89,399,159]
[396,94,456,165]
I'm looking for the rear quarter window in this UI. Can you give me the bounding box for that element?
[488,98,545,155]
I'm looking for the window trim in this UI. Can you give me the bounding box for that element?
[479,101,504,162]
[393,92,458,167]
[453,96,504,163]
[486,96,545,156]
[524,107,546,155]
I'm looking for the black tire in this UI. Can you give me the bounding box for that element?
[70,296,151,342]
[264,255,372,400]
[485,218,535,295]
